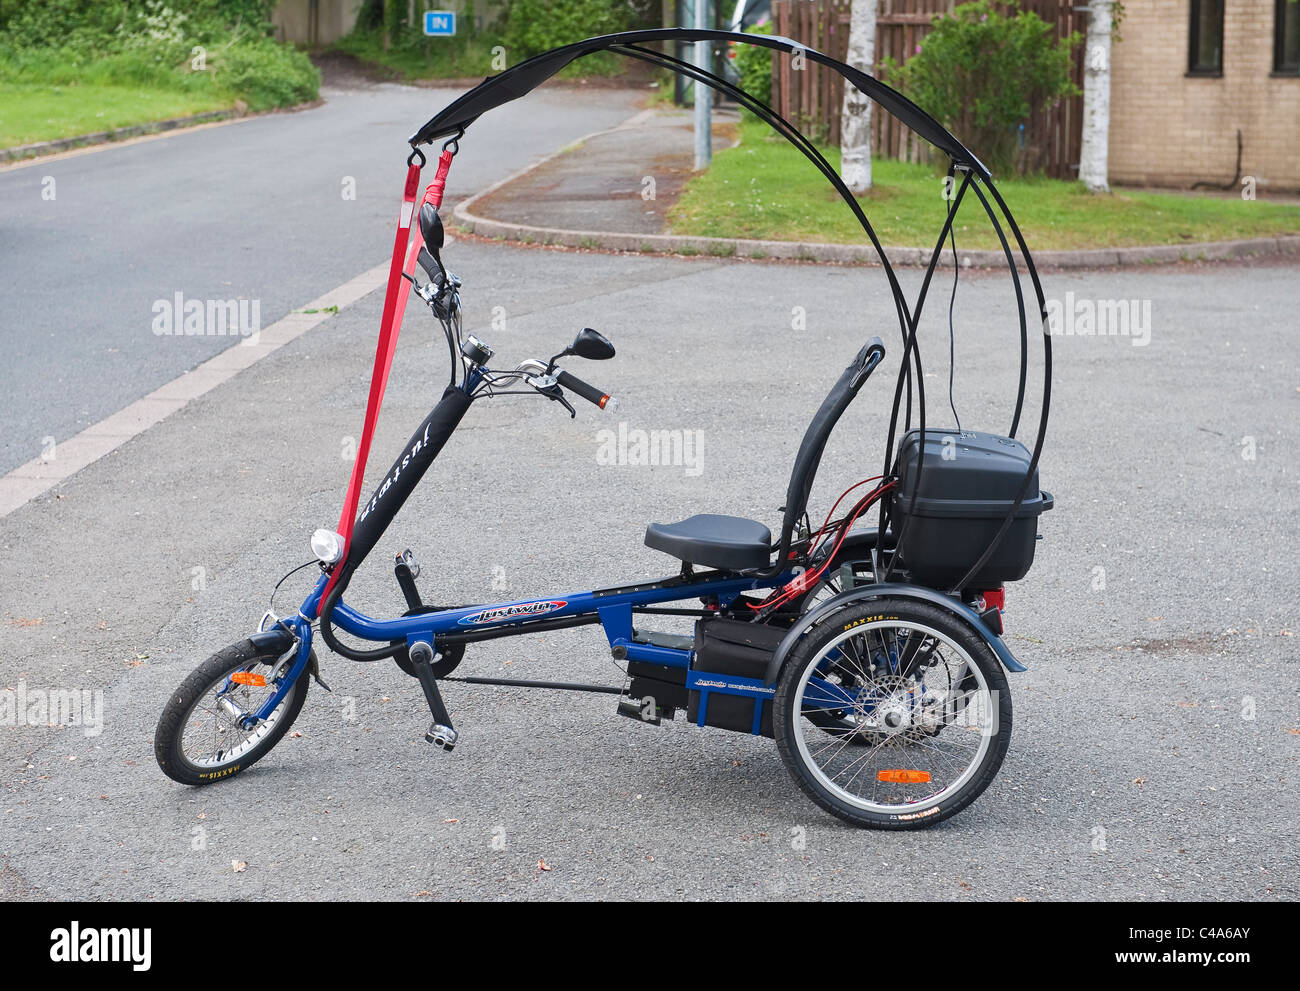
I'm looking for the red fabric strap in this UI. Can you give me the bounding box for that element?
[321,151,454,605]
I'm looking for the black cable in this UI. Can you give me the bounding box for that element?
[965,178,1029,438]
[946,183,962,434]
[444,317,457,390]
[318,570,403,662]
[879,171,972,582]
[269,559,321,615]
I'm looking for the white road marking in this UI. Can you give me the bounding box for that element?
[0,261,391,517]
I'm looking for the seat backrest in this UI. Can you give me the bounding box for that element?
[776,337,886,557]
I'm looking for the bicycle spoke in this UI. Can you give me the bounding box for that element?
[791,617,996,816]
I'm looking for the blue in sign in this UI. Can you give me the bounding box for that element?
[423,11,456,36]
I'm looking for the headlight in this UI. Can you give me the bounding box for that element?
[310,529,346,565]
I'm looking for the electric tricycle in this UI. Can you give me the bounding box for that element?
[155,29,1055,829]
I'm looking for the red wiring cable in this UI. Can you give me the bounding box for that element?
[752,479,896,612]
[805,474,883,557]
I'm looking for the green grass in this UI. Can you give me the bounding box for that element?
[0,82,232,147]
[669,118,1300,251]
[0,39,319,149]
[332,29,509,81]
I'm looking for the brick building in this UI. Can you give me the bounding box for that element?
[1109,0,1300,190]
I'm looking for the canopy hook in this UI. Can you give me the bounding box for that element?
[407,146,427,168]
[442,128,464,157]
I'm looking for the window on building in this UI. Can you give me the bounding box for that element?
[1188,0,1225,75]
[1277,0,1300,73]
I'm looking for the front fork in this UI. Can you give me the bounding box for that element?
[220,608,320,730]
[230,570,456,750]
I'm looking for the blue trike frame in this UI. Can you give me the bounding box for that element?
[249,564,812,728]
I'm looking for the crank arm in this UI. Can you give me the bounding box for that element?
[409,641,457,750]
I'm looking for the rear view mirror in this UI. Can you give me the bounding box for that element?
[567,327,615,361]
[419,202,445,250]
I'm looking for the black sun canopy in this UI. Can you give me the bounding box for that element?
[409,28,987,178]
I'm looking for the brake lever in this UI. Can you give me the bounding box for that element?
[403,271,441,308]
[536,382,575,418]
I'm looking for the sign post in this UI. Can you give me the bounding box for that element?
[693,0,711,170]
[423,10,456,37]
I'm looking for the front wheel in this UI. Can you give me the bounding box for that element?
[773,598,1011,829]
[155,638,311,786]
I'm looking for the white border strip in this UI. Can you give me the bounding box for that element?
[0,261,390,518]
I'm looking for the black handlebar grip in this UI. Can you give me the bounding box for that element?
[556,369,616,410]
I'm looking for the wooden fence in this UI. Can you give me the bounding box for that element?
[769,0,1086,178]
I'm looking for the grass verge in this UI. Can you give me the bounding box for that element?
[0,83,231,148]
[332,29,509,81]
[0,39,319,150]
[668,118,1300,251]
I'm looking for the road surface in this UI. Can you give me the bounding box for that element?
[0,81,1296,901]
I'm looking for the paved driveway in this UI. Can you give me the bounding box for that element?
[1,213,1295,899]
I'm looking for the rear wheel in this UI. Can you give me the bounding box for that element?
[155,639,311,786]
[773,598,1011,829]
[798,533,885,743]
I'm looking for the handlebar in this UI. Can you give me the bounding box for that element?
[556,369,618,411]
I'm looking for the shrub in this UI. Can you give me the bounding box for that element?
[219,40,320,110]
[881,0,1079,174]
[734,22,773,109]
[0,0,316,110]
[503,0,657,74]
[0,1,275,53]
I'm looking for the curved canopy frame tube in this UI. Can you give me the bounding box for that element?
[410,29,1052,594]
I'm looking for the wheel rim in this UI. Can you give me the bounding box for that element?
[179,656,294,770]
[791,619,996,816]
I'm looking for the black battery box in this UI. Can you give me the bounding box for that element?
[687,617,785,738]
[891,428,1053,588]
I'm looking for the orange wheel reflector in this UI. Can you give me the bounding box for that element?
[231,672,267,687]
[877,769,931,784]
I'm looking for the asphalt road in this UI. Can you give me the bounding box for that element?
[0,80,643,476]
[1,88,1297,900]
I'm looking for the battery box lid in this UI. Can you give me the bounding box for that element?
[893,428,1047,519]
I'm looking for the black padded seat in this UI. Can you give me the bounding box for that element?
[644,514,772,571]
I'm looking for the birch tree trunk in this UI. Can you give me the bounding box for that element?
[840,0,877,194]
[1079,0,1114,193]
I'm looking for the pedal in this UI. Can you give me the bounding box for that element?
[425,723,458,751]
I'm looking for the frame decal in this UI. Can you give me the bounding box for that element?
[457,599,569,626]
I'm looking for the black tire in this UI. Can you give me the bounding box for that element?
[773,598,1011,830]
[155,639,311,786]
